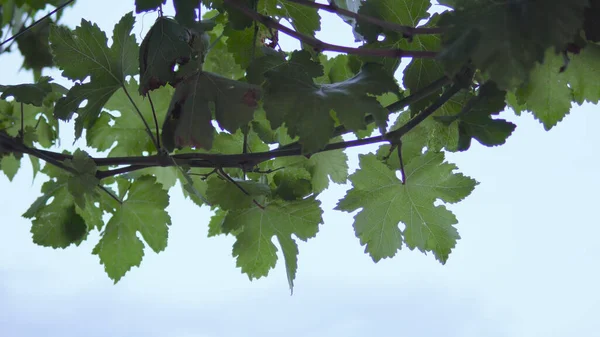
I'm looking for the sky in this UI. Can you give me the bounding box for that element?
[1,1,599,337]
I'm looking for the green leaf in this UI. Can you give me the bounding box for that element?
[336,153,477,263]
[584,1,600,42]
[178,166,210,206]
[87,78,173,156]
[223,25,264,70]
[202,22,245,80]
[516,49,572,130]
[0,76,52,106]
[138,17,194,95]
[261,0,320,38]
[161,71,260,151]
[205,175,270,210]
[132,167,179,190]
[272,147,349,196]
[307,149,349,193]
[315,54,358,85]
[64,149,100,209]
[208,208,227,237]
[222,197,323,291]
[260,51,399,152]
[272,166,313,201]
[563,44,600,104]
[355,0,431,43]
[438,82,515,151]
[29,155,41,179]
[51,12,139,139]
[31,203,88,249]
[1,153,20,181]
[23,164,107,248]
[401,15,444,114]
[438,0,588,89]
[173,0,200,27]
[93,176,171,283]
[15,19,54,72]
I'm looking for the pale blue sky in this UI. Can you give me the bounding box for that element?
[1,1,599,337]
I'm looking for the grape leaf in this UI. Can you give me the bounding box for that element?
[401,14,445,115]
[563,44,600,105]
[223,25,264,70]
[355,0,431,43]
[584,0,600,42]
[0,153,20,181]
[271,141,349,194]
[203,22,245,80]
[513,44,600,130]
[22,164,112,248]
[315,54,358,84]
[87,79,173,157]
[0,91,61,148]
[205,175,271,210]
[221,197,323,291]
[261,0,320,38]
[208,208,227,237]
[516,50,572,130]
[51,12,139,138]
[0,76,52,106]
[138,17,194,95]
[336,152,477,263]
[173,0,200,27]
[438,0,588,89]
[261,51,400,152]
[15,18,54,74]
[437,82,515,151]
[272,166,313,201]
[64,149,100,209]
[161,71,260,151]
[93,176,171,283]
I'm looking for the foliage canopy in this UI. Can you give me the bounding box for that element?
[0,0,598,291]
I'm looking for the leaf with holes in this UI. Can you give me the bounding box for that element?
[161,71,261,151]
[50,12,138,139]
[0,76,52,106]
[139,17,194,95]
[87,78,173,156]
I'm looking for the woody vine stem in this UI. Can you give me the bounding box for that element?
[0,0,464,183]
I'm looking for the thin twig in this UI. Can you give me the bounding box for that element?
[386,84,463,140]
[397,141,406,184]
[147,93,161,149]
[285,0,444,37]
[0,0,75,47]
[121,84,160,152]
[19,103,24,140]
[217,168,265,209]
[98,185,123,204]
[222,0,437,59]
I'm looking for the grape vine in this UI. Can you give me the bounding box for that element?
[1,0,598,291]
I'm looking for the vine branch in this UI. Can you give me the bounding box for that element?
[0,0,75,48]
[222,0,437,59]
[284,0,444,37]
[1,80,462,180]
